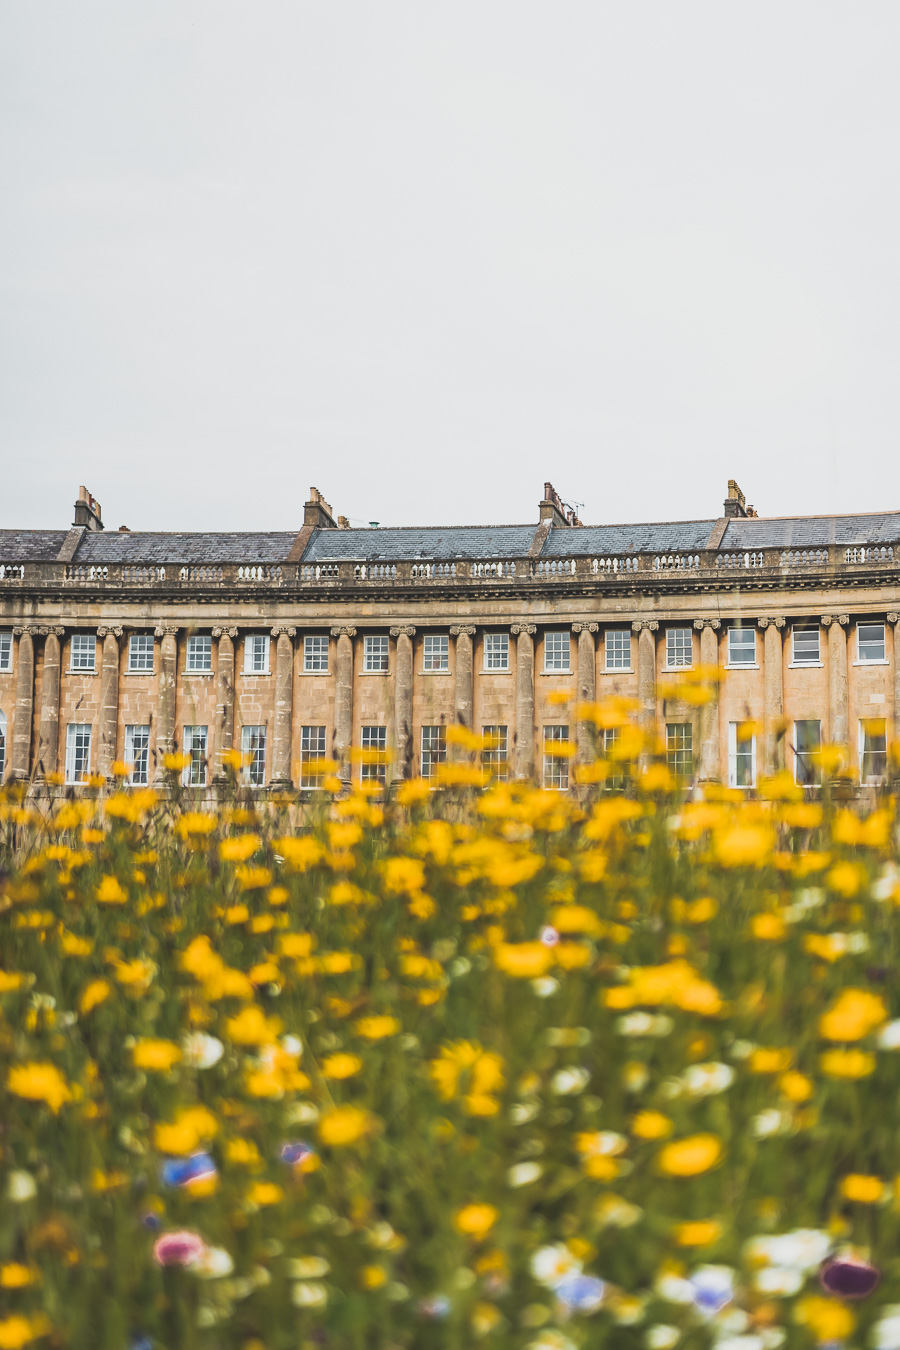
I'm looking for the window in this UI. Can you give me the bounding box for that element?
[792,627,820,665]
[484,633,509,671]
[728,627,756,665]
[70,634,97,672]
[421,726,446,779]
[363,636,389,673]
[858,623,886,663]
[860,719,888,784]
[0,631,11,672]
[304,635,329,673]
[602,727,625,789]
[0,710,6,782]
[186,635,212,672]
[481,726,508,781]
[728,722,756,789]
[666,723,693,781]
[124,725,150,786]
[182,726,208,786]
[241,725,267,786]
[605,631,631,670]
[65,724,92,784]
[793,719,821,787]
[300,726,327,788]
[128,635,154,673]
[544,632,570,672]
[543,726,571,790]
[423,635,449,671]
[665,628,692,669]
[360,726,387,784]
[244,634,270,674]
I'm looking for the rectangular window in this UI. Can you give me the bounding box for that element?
[244,634,270,674]
[792,627,820,665]
[300,725,327,789]
[860,718,888,784]
[124,725,150,786]
[0,631,11,672]
[128,634,154,673]
[186,635,212,672]
[360,725,387,783]
[728,722,756,788]
[794,719,821,787]
[363,636,389,673]
[0,710,5,782]
[65,724,92,784]
[70,634,97,672]
[481,725,509,781]
[543,725,571,790]
[484,633,509,671]
[728,627,756,665]
[544,631,570,672]
[665,628,692,669]
[666,723,694,781]
[858,623,886,663]
[304,634,329,672]
[602,727,625,788]
[241,725,267,786]
[182,725,208,786]
[605,630,631,670]
[421,726,446,779]
[423,634,449,671]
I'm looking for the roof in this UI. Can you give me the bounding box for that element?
[720,513,900,549]
[301,526,539,562]
[74,532,298,564]
[0,530,68,561]
[543,521,716,556]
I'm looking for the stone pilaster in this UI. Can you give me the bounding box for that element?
[154,626,179,781]
[390,626,415,779]
[97,626,123,779]
[889,613,900,744]
[632,620,659,751]
[212,627,238,778]
[271,627,297,786]
[10,627,34,781]
[758,617,786,776]
[572,622,598,758]
[822,615,850,748]
[450,625,476,731]
[694,619,721,780]
[511,623,536,780]
[36,627,65,780]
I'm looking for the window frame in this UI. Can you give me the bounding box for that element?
[244,634,271,675]
[542,724,571,791]
[605,630,631,671]
[423,634,450,672]
[483,633,510,672]
[857,622,887,664]
[727,626,756,667]
[300,725,327,789]
[0,631,11,672]
[65,723,92,784]
[69,634,97,673]
[859,718,888,785]
[420,725,447,780]
[303,634,329,673]
[0,709,7,782]
[124,724,151,786]
[793,718,821,787]
[241,724,267,786]
[666,722,694,782]
[360,725,387,784]
[185,635,212,673]
[727,721,756,789]
[665,628,693,670]
[543,631,571,673]
[481,725,509,781]
[363,635,389,674]
[182,725,209,786]
[127,634,154,674]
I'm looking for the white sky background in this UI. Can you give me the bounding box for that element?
[1,2,898,532]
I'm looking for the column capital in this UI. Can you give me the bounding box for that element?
[154,625,180,637]
[757,617,785,630]
[888,612,900,624]
[331,626,357,638]
[571,622,598,634]
[822,614,849,627]
[450,625,476,636]
[693,618,721,630]
[390,625,416,637]
[631,619,658,632]
[212,626,239,639]
[96,626,123,639]
[271,626,297,638]
[12,625,34,636]
[510,623,536,636]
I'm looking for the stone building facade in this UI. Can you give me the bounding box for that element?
[1,481,899,793]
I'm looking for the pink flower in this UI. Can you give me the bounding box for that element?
[152,1230,207,1267]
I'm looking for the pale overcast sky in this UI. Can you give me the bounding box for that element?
[1,3,898,532]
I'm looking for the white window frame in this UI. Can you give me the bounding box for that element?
[124,724,150,786]
[65,724,92,784]
[363,636,389,674]
[360,725,387,784]
[128,634,154,673]
[483,633,509,672]
[793,719,821,787]
[303,634,329,673]
[69,634,97,673]
[420,725,446,779]
[542,725,570,790]
[666,722,694,781]
[728,722,756,789]
[300,725,327,789]
[0,631,11,672]
[857,622,887,664]
[185,635,212,673]
[727,627,756,667]
[859,718,888,785]
[791,627,821,666]
[481,725,508,781]
[0,709,6,782]
[244,634,271,675]
[241,725,267,786]
[423,634,449,672]
[543,631,571,673]
[665,628,693,670]
[182,725,208,786]
[605,630,631,671]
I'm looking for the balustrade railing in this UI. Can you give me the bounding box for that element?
[654,554,701,571]
[716,551,766,569]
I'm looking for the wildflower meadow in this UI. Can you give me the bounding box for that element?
[3,695,900,1350]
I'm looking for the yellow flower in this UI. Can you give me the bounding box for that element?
[8,1062,71,1113]
[674,1220,722,1246]
[839,1174,884,1203]
[395,779,432,806]
[819,989,887,1042]
[657,1134,723,1177]
[354,1015,401,1040]
[454,1204,499,1239]
[360,1264,388,1289]
[0,1265,38,1288]
[219,834,262,862]
[820,1048,876,1079]
[236,865,273,891]
[321,1053,363,1080]
[826,861,866,898]
[174,810,217,836]
[0,1316,44,1350]
[225,1006,282,1046]
[274,836,324,870]
[430,1042,505,1102]
[318,1105,375,1147]
[714,825,775,867]
[550,904,604,936]
[749,1048,793,1074]
[248,1181,283,1207]
[795,1296,855,1341]
[154,1105,218,1155]
[493,942,554,978]
[132,1039,182,1072]
[631,1111,673,1140]
[226,1137,262,1168]
[779,1071,814,1103]
[95,875,127,905]
[382,856,427,894]
[79,979,111,1015]
[751,913,786,941]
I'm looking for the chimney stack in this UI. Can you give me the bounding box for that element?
[723,479,754,519]
[73,485,104,531]
[304,487,337,529]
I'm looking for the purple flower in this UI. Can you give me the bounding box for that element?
[820,1257,880,1300]
[160,1152,217,1189]
[555,1273,605,1313]
[280,1141,315,1168]
[152,1230,207,1267]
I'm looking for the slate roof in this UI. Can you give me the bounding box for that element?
[720,514,900,549]
[74,532,298,564]
[0,531,68,561]
[302,526,539,562]
[543,521,716,556]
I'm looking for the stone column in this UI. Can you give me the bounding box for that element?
[271,626,297,786]
[511,623,536,780]
[154,626,178,782]
[450,625,476,732]
[633,620,659,756]
[572,622,598,759]
[758,617,786,776]
[823,615,850,748]
[331,626,356,782]
[889,613,900,747]
[212,627,237,778]
[10,627,34,781]
[391,626,416,779]
[694,619,721,781]
[97,626,123,780]
[36,627,64,780]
